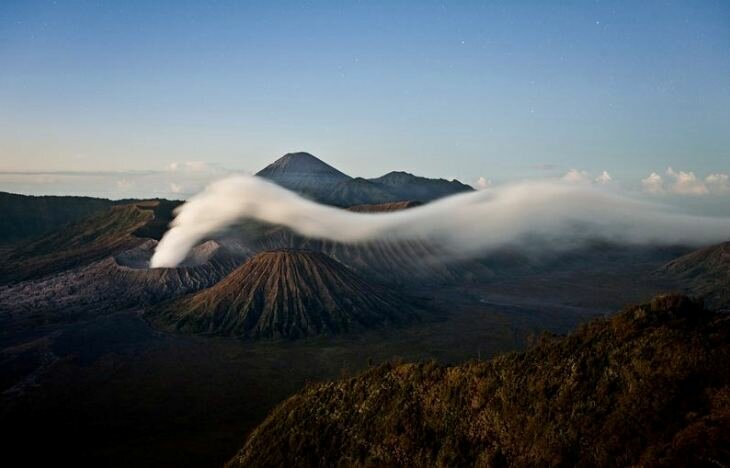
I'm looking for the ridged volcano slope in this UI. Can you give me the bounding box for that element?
[146,250,419,339]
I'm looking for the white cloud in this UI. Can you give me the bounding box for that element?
[168,161,210,173]
[666,167,708,195]
[642,168,730,196]
[595,171,612,184]
[169,182,183,194]
[151,175,730,268]
[705,173,730,194]
[562,169,612,185]
[475,176,491,190]
[642,172,664,194]
[562,169,591,184]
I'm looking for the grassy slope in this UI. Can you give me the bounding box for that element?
[229,294,730,467]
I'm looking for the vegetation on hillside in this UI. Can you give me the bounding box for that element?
[664,241,730,310]
[228,294,730,467]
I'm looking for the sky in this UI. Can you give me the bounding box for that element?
[0,0,728,202]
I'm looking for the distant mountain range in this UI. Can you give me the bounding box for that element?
[0,152,471,244]
[256,152,473,206]
[227,294,730,467]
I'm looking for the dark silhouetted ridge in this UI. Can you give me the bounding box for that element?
[369,170,474,202]
[228,294,730,467]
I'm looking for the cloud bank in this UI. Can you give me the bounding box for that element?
[642,168,730,196]
[150,175,730,268]
[561,169,612,185]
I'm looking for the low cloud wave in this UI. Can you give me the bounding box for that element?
[150,175,730,268]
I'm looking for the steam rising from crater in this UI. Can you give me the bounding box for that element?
[150,175,730,268]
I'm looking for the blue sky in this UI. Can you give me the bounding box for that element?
[0,0,728,199]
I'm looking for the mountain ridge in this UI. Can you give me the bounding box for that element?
[663,241,730,309]
[227,294,730,467]
[256,152,473,206]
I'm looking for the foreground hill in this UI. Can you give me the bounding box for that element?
[146,249,420,339]
[663,241,730,309]
[228,294,730,467]
[256,152,472,206]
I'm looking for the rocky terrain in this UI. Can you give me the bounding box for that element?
[228,294,730,468]
[348,200,423,212]
[0,240,242,335]
[146,249,422,339]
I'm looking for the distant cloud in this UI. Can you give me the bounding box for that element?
[665,167,708,195]
[705,173,730,194]
[595,171,612,184]
[562,169,591,184]
[641,172,664,194]
[475,176,491,190]
[642,168,730,196]
[168,161,211,173]
[562,169,614,186]
[0,166,229,199]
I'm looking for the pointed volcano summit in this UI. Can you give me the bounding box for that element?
[145,249,419,339]
[255,151,473,207]
[256,152,352,194]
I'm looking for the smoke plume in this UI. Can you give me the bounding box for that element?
[150,175,730,268]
